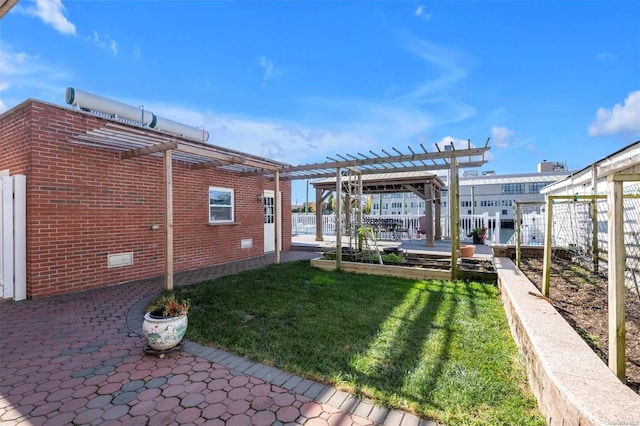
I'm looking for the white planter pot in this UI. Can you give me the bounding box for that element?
[142,311,188,350]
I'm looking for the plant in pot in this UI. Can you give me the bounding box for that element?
[468,227,487,245]
[142,294,190,351]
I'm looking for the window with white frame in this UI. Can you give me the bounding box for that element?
[209,187,234,223]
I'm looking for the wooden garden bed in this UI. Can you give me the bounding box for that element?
[312,251,497,283]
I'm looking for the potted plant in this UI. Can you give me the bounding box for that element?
[142,294,190,351]
[468,227,487,245]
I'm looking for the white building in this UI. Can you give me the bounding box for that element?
[538,140,640,269]
[371,161,571,227]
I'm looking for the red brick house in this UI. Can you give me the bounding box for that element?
[0,98,291,298]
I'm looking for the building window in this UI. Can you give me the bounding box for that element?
[209,187,234,223]
[502,209,508,216]
[529,182,551,193]
[502,183,525,194]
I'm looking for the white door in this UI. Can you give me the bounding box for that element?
[263,190,281,253]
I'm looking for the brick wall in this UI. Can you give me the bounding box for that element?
[0,100,32,175]
[1,100,291,298]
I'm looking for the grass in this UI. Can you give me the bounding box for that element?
[568,263,600,287]
[165,261,544,425]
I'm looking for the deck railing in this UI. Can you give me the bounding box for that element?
[291,212,501,243]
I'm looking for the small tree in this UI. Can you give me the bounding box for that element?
[363,195,372,215]
[327,194,335,214]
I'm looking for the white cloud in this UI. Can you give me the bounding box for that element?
[491,126,514,148]
[392,34,476,123]
[18,0,76,36]
[136,97,432,168]
[433,136,483,151]
[142,36,475,166]
[0,81,8,112]
[414,5,432,21]
[88,31,119,56]
[597,52,617,61]
[432,136,493,163]
[588,90,640,137]
[0,42,72,109]
[133,44,142,60]
[110,39,119,56]
[258,56,281,81]
[115,34,476,169]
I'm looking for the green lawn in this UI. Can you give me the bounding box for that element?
[165,260,544,425]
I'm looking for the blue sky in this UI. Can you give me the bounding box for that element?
[2,0,640,205]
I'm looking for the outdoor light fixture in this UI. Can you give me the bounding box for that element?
[257,194,264,202]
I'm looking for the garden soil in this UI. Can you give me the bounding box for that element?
[518,257,640,394]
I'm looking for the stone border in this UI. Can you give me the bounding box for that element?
[495,257,640,425]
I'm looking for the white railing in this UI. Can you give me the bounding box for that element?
[291,212,502,243]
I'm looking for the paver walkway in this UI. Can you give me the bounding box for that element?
[0,251,437,426]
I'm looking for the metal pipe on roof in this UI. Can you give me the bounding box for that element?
[65,87,210,142]
[66,87,157,127]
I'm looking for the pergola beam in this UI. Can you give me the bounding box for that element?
[120,140,178,159]
[272,147,489,175]
[177,143,279,170]
[274,160,487,181]
[0,0,19,19]
[190,156,246,170]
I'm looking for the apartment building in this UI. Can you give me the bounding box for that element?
[371,161,571,227]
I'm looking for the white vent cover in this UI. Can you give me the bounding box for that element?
[108,252,133,268]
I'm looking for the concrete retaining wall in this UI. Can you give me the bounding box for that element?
[496,257,640,425]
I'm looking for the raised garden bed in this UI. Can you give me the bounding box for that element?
[313,250,497,283]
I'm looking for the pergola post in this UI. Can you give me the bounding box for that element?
[315,189,329,242]
[164,150,174,290]
[542,196,553,297]
[344,193,351,237]
[592,165,599,274]
[274,169,281,264]
[515,202,521,268]
[450,159,459,279]
[335,168,342,270]
[434,188,442,240]
[425,183,434,247]
[608,174,626,381]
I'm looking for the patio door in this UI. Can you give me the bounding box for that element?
[263,190,281,253]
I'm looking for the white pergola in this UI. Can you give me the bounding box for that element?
[254,140,492,277]
[310,171,446,245]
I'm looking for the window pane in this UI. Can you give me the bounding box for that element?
[211,206,232,221]
[209,186,234,222]
[209,189,231,206]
